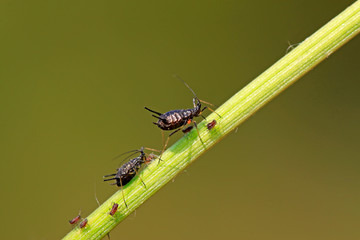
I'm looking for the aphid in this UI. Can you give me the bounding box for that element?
[109,203,119,216]
[145,76,220,154]
[103,147,159,207]
[207,120,217,130]
[79,218,88,228]
[69,213,81,225]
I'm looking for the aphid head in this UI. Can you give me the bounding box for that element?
[192,97,202,116]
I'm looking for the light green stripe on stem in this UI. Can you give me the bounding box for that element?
[63,1,360,239]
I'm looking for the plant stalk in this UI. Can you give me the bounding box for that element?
[63,1,360,239]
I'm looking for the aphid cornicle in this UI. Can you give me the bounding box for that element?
[103,147,159,207]
[145,76,220,154]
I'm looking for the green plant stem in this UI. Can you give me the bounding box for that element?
[63,1,360,239]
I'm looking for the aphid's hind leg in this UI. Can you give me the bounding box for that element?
[193,120,206,148]
[119,178,128,208]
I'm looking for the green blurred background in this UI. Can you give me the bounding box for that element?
[1,0,359,239]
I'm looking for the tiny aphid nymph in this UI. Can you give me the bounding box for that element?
[207,120,217,130]
[79,218,88,228]
[109,203,119,216]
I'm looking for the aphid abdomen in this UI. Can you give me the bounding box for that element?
[114,157,144,186]
[158,109,193,130]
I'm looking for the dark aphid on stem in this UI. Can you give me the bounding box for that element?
[69,212,81,225]
[109,203,119,216]
[103,147,160,207]
[207,120,217,130]
[79,218,88,228]
[145,75,221,155]
[182,126,194,134]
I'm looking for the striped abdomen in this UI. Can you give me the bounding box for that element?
[156,109,194,130]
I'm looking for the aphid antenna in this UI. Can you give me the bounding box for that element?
[73,209,81,216]
[173,74,201,103]
[173,74,222,118]
[112,149,142,161]
[112,150,145,168]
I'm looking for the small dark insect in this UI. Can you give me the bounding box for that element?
[69,214,81,225]
[145,75,221,154]
[109,203,119,216]
[103,147,159,207]
[182,126,193,134]
[207,120,217,130]
[79,218,88,228]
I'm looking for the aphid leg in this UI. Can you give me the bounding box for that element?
[200,106,207,120]
[193,120,205,147]
[205,106,222,118]
[199,99,222,118]
[143,147,161,153]
[159,128,182,163]
[135,168,146,189]
[119,178,128,208]
[159,130,165,163]
[199,99,218,108]
[144,147,163,162]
